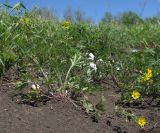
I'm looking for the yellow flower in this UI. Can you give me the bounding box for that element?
[147,68,152,74]
[132,90,141,100]
[62,21,71,29]
[137,117,147,128]
[142,68,153,81]
[20,17,30,25]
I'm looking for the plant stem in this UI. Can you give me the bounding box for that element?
[64,64,73,87]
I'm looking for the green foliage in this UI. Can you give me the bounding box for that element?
[1,3,160,113]
[15,81,28,90]
[120,11,143,26]
[82,100,94,113]
[121,11,143,25]
[145,16,160,24]
[100,12,113,25]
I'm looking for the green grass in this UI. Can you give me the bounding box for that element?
[1,4,160,113]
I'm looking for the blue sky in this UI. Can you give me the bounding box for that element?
[0,0,160,22]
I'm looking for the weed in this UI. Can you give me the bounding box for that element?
[1,2,160,121]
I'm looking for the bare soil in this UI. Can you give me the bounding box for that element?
[1,67,160,133]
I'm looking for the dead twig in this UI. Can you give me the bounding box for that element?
[110,75,121,89]
[67,96,79,108]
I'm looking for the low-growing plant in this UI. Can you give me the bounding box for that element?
[115,106,147,129]
[1,2,160,117]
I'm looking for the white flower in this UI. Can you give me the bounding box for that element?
[98,59,103,63]
[31,84,40,90]
[31,84,36,90]
[90,62,97,71]
[82,87,88,91]
[116,67,120,71]
[36,84,40,89]
[131,49,138,53]
[88,53,95,60]
[27,80,31,83]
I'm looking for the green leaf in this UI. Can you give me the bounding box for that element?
[3,4,12,8]
[15,81,28,90]
[13,3,21,10]
[95,96,105,112]
[19,2,26,9]
[0,58,4,67]
[83,100,94,113]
